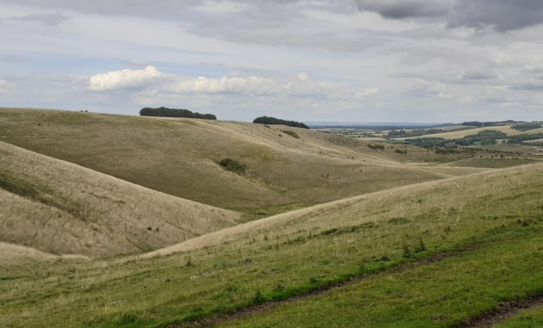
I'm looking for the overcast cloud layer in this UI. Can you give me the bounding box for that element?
[1,0,543,122]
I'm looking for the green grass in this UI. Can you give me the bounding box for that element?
[218,227,543,328]
[1,164,543,327]
[493,305,543,328]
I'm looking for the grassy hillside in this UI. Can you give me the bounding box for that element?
[0,108,485,213]
[0,141,239,257]
[1,162,542,327]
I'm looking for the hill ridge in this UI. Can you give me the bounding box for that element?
[140,162,534,258]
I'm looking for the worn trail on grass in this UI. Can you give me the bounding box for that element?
[167,244,481,328]
[458,295,543,328]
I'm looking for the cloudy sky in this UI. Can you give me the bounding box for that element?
[1,0,543,123]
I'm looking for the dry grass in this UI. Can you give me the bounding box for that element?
[0,108,485,211]
[0,141,239,257]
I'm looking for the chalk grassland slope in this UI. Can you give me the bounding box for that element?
[0,141,239,257]
[1,163,542,328]
[0,108,482,211]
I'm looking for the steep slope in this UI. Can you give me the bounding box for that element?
[0,141,239,257]
[0,108,484,211]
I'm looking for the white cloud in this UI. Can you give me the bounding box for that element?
[89,66,166,91]
[175,76,277,95]
[297,72,310,82]
[406,79,450,98]
[355,87,379,99]
[0,80,13,93]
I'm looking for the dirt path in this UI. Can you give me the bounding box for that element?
[166,245,481,328]
[458,295,543,328]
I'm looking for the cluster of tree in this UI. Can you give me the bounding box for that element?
[511,123,542,132]
[253,116,309,129]
[462,121,498,127]
[462,120,519,127]
[139,107,217,120]
[402,137,447,148]
[456,130,507,146]
[387,128,443,138]
[507,133,543,143]
[404,130,508,148]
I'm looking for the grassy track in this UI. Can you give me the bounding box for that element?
[215,227,543,328]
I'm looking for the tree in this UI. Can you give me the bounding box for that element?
[253,116,309,129]
[139,107,217,120]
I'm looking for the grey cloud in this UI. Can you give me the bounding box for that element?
[449,0,543,32]
[461,71,497,80]
[10,13,71,26]
[509,82,543,91]
[0,0,321,19]
[355,0,543,32]
[0,55,27,63]
[0,0,202,17]
[525,68,543,80]
[354,0,452,19]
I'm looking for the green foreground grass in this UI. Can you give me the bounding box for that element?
[1,165,543,328]
[218,226,543,327]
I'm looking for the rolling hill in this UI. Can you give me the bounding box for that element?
[1,161,542,328]
[0,141,239,257]
[0,108,488,214]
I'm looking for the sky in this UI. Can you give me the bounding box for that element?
[1,0,543,123]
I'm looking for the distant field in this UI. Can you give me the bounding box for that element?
[449,157,538,169]
[401,125,518,140]
[525,138,543,143]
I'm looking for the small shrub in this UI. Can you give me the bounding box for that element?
[219,158,246,173]
[377,255,390,262]
[368,144,385,151]
[252,290,265,304]
[388,217,409,225]
[402,243,411,258]
[415,238,427,253]
[281,130,299,139]
[185,256,193,267]
[321,228,338,236]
